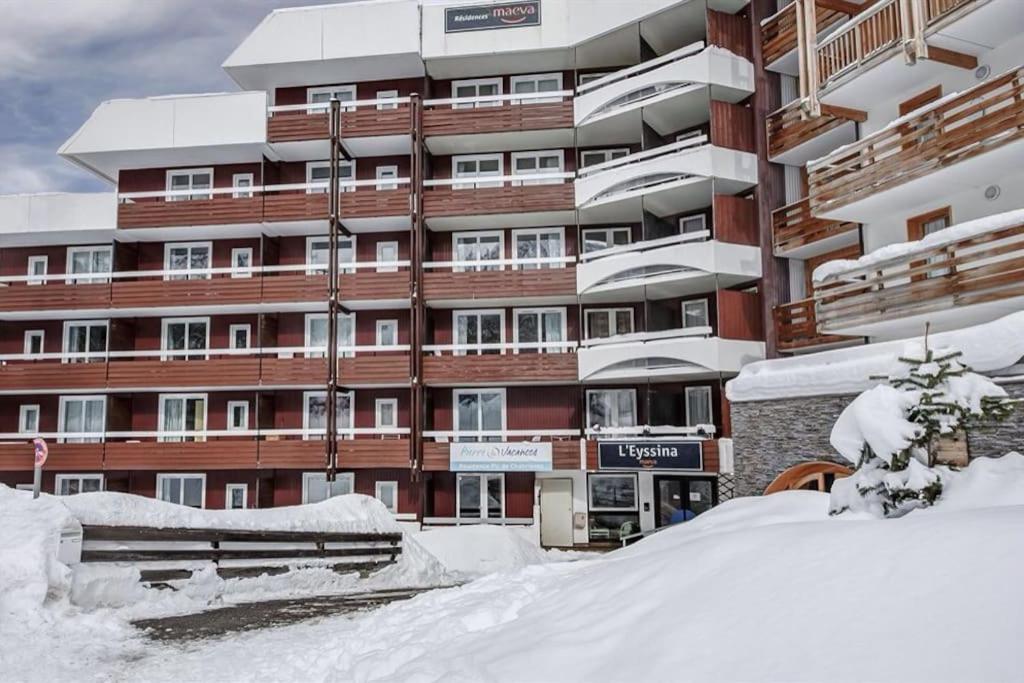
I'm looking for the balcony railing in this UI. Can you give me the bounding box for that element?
[422,256,577,302]
[808,64,1024,215]
[766,98,865,161]
[772,197,860,256]
[422,173,575,219]
[761,0,854,67]
[266,96,412,143]
[421,342,579,384]
[773,298,854,351]
[422,90,574,137]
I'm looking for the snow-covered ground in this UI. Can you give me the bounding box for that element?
[3,455,1024,682]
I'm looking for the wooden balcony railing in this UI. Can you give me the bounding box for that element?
[766,99,866,160]
[422,99,573,137]
[772,197,860,255]
[814,215,1024,332]
[808,64,1024,215]
[761,0,854,67]
[0,281,111,313]
[266,100,412,143]
[0,443,104,472]
[774,298,854,351]
[422,262,577,302]
[423,181,574,219]
[422,349,578,385]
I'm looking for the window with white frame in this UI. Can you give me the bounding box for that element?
[229,324,251,350]
[58,395,105,443]
[157,473,206,508]
[584,308,633,339]
[23,330,44,356]
[457,473,504,519]
[166,168,213,202]
[453,310,503,355]
[306,235,355,274]
[231,247,253,278]
[303,391,354,439]
[305,312,355,358]
[453,154,502,189]
[451,77,502,109]
[159,394,208,442]
[164,242,211,280]
[679,213,707,236]
[513,307,566,354]
[578,72,611,86]
[227,401,249,431]
[685,386,713,427]
[454,388,506,442]
[375,480,399,513]
[376,89,398,110]
[302,471,354,504]
[682,299,710,330]
[511,150,563,185]
[510,73,562,104]
[232,173,254,199]
[66,246,112,284]
[225,484,247,510]
[587,473,639,541]
[55,474,103,496]
[586,389,637,430]
[63,321,108,363]
[18,404,40,435]
[27,255,47,285]
[376,241,399,273]
[161,317,209,360]
[512,227,564,270]
[307,84,356,110]
[376,319,398,347]
[452,231,503,272]
[581,227,631,254]
[580,148,630,168]
[306,160,355,193]
[375,165,398,191]
[375,398,398,430]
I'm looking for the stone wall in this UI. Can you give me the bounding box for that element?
[967,382,1024,458]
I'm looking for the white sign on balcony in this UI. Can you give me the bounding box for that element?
[449,441,552,472]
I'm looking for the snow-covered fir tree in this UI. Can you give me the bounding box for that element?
[828,339,1015,517]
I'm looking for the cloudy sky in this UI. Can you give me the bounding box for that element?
[0,0,340,194]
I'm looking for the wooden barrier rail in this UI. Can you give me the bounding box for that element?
[772,196,860,255]
[761,0,854,67]
[774,297,854,351]
[766,99,866,161]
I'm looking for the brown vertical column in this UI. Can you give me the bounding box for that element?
[326,99,341,480]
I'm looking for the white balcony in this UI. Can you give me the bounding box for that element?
[575,137,757,224]
[576,233,761,303]
[578,328,765,382]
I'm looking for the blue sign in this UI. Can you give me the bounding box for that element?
[598,441,703,471]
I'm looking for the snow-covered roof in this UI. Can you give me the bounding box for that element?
[726,312,1024,402]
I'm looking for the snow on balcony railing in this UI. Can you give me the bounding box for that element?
[576,135,708,179]
[423,90,574,108]
[579,231,710,263]
[578,326,713,349]
[423,172,574,190]
[422,341,578,356]
[575,41,705,96]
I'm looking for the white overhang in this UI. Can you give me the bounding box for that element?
[0,193,117,247]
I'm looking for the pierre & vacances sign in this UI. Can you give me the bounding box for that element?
[598,441,703,471]
[445,1,541,33]
[449,441,552,471]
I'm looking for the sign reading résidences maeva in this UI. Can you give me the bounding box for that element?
[445,1,541,33]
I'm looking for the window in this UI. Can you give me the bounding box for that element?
[302,472,354,504]
[165,168,213,201]
[375,481,399,513]
[582,227,631,254]
[225,484,247,510]
[587,473,639,542]
[63,321,108,363]
[159,394,207,442]
[580,149,630,168]
[306,160,355,193]
[229,324,251,350]
[376,319,398,347]
[232,173,254,199]
[375,398,398,430]
[164,242,212,280]
[307,84,356,111]
[161,317,209,360]
[24,330,44,356]
[376,241,399,273]
[452,77,502,109]
[452,231,503,272]
[514,308,566,354]
[375,165,399,191]
[55,474,103,496]
[303,391,354,438]
[578,72,611,86]
[679,214,707,236]
[156,473,206,508]
[682,299,710,329]
[584,308,634,339]
[231,247,253,278]
[376,89,399,110]
[227,401,249,431]
[453,154,502,189]
[511,150,563,185]
[18,405,40,435]
[512,227,564,270]
[453,310,504,355]
[685,386,714,427]
[510,73,562,104]
[907,207,952,279]
[586,389,637,429]
[454,388,506,442]
[66,246,112,284]
[306,235,355,273]
[27,256,47,285]
[58,396,105,443]
[304,312,355,358]
[457,473,504,519]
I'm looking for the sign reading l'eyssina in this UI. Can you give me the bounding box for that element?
[445,1,541,33]
[598,441,703,471]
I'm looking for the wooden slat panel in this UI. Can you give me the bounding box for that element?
[0,443,104,472]
[82,525,402,543]
[0,282,110,312]
[263,193,328,223]
[338,271,410,300]
[104,441,258,470]
[107,358,261,389]
[774,297,854,350]
[772,196,860,255]
[117,197,262,229]
[259,357,326,386]
[423,353,578,385]
[339,190,410,218]
[713,194,758,246]
[761,0,852,66]
[258,439,327,469]
[82,547,400,562]
[267,112,329,142]
[422,267,576,302]
[551,441,582,470]
[423,101,573,136]
[261,273,324,304]
[339,439,410,469]
[112,277,262,308]
[340,355,410,385]
[0,363,107,391]
[421,442,450,472]
[423,184,574,218]
[708,8,752,61]
[710,100,755,153]
[267,106,411,143]
[766,100,866,160]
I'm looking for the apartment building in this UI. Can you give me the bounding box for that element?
[0,0,775,546]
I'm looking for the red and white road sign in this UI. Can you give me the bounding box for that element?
[33,438,47,467]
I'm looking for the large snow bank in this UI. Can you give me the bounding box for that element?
[726,311,1024,401]
[410,526,551,578]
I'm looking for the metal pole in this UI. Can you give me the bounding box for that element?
[326,98,341,481]
[32,463,42,499]
[409,93,425,484]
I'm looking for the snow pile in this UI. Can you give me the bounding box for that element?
[410,526,551,579]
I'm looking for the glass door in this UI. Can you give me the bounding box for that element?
[162,318,209,360]
[59,396,105,443]
[64,321,108,363]
[159,394,207,442]
[454,311,503,355]
[514,308,565,354]
[165,243,211,280]
[455,389,505,442]
[453,232,503,272]
[457,473,504,519]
